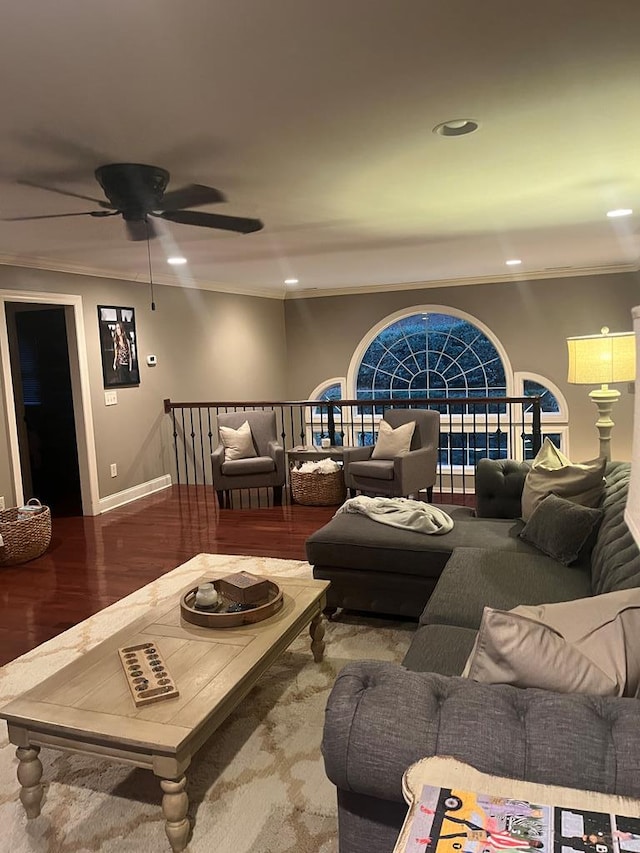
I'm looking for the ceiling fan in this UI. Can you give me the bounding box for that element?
[4,163,264,241]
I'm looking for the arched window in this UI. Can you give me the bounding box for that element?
[305,378,346,447]
[523,378,560,413]
[349,310,515,465]
[515,372,569,458]
[343,308,569,466]
[356,312,507,404]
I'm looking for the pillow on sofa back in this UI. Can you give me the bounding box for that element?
[371,419,415,460]
[521,438,606,521]
[462,588,640,697]
[219,420,257,461]
[519,493,604,566]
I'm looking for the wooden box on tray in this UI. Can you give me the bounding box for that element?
[217,571,271,604]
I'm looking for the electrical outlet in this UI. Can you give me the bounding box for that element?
[105,390,118,406]
[110,463,118,478]
[0,496,4,510]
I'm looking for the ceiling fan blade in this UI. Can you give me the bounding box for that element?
[18,179,114,208]
[159,184,226,211]
[159,209,263,234]
[2,210,106,221]
[125,217,157,241]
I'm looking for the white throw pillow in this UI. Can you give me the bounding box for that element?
[371,419,415,460]
[219,420,257,461]
[462,589,640,697]
[520,437,606,521]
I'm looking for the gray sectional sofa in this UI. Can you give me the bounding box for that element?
[316,460,640,853]
[307,457,577,618]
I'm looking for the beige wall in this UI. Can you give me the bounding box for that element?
[0,266,287,508]
[1,264,637,514]
[284,272,640,464]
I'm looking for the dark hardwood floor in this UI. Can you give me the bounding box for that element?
[0,486,470,667]
[0,486,337,666]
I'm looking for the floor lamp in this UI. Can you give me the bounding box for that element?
[567,326,635,461]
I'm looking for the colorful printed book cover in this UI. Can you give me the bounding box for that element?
[405,787,640,853]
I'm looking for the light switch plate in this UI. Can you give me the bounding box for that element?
[105,390,118,406]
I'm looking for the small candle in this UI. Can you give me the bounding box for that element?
[195,583,219,608]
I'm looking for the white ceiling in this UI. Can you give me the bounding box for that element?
[1,0,640,299]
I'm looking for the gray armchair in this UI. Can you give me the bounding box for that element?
[211,411,285,508]
[343,408,440,500]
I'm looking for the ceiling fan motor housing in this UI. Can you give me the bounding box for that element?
[94,163,170,220]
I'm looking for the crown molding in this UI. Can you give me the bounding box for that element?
[0,253,284,300]
[283,261,640,299]
[0,252,637,303]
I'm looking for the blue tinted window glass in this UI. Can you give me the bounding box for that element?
[523,380,560,414]
[313,383,341,414]
[438,431,508,466]
[523,432,562,459]
[357,313,506,401]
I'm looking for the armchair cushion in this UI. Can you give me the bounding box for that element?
[219,419,257,461]
[348,459,395,480]
[221,456,275,476]
[371,418,415,459]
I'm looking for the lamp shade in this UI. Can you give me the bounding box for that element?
[567,329,635,385]
[625,307,640,546]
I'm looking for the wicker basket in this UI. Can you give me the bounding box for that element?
[290,468,346,506]
[0,500,52,567]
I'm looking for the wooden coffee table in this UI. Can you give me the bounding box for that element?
[0,572,329,852]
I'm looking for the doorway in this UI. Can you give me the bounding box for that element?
[7,303,83,516]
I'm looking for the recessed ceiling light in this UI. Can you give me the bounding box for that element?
[606,208,633,218]
[433,119,479,137]
[284,278,299,285]
[505,259,522,266]
[167,256,187,265]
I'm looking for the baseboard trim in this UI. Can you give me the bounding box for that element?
[99,474,172,514]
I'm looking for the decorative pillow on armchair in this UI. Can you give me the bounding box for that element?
[519,493,604,565]
[219,420,257,461]
[521,438,606,521]
[371,419,415,459]
[462,589,640,698]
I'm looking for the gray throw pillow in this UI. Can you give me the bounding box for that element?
[519,492,603,565]
[520,437,606,521]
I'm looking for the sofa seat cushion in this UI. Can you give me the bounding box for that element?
[221,455,275,476]
[348,459,395,480]
[421,547,593,631]
[305,507,539,580]
[403,624,478,675]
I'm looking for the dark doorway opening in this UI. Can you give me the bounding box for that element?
[7,304,83,517]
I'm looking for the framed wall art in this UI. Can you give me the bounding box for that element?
[97,305,140,388]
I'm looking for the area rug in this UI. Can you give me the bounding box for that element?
[0,553,413,853]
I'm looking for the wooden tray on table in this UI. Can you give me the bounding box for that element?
[180,578,283,628]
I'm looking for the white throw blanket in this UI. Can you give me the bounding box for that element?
[336,495,454,534]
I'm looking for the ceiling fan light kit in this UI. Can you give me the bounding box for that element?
[5,163,264,241]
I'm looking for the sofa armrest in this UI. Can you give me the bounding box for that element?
[322,661,640,803]
[475,458,530,518]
